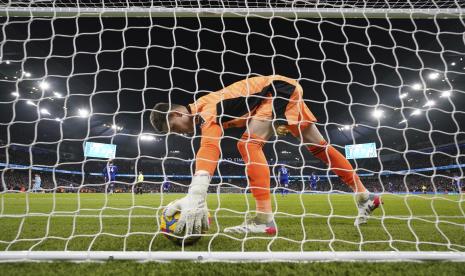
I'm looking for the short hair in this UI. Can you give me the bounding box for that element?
[150,102,183,133]
[150,102,171,133]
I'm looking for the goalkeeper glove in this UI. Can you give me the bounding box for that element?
[275,124,289,136]
[164,171,210,235]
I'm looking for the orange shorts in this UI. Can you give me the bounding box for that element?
[220,83,317,135]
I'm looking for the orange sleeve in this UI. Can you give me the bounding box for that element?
[195,122,222,176]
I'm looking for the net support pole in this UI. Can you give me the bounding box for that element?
[1,251,465,262]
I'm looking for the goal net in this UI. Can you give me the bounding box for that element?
[0,0,464,261]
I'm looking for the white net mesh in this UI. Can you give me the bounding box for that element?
[0,0,464,260]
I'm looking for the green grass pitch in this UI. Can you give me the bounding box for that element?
[0,193,464,274]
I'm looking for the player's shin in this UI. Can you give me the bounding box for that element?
[307,140,368,197]
[238,133,273,223]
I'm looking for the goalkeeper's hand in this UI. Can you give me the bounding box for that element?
[164,172,210,235]
[275,125,289,136]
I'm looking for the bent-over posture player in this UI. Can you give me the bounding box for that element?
[150,75,381,235]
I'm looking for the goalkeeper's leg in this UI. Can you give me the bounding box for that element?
[289,124,382,225]
[224,119,277,235]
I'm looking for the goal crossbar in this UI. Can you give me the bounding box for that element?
[0,7,463,18]
[1,251,465,262]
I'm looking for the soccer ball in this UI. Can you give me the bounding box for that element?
[160,209,211,245]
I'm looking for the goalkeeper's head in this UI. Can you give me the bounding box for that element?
[150,102,194,134]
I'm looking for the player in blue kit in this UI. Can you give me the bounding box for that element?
[162,175,171,193]
[103,160,118,194]
[278,165,290,197]
[309,172,320,191]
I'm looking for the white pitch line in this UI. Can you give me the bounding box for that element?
[0,214,464,219]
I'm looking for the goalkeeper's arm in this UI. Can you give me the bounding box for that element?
[164,123,222,235]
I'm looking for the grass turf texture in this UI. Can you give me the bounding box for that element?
[0,193,464,252]
[1,261,465,276]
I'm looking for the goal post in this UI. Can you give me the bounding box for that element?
[1,0,465,262]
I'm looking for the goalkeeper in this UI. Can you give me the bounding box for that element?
[150,75,381,235]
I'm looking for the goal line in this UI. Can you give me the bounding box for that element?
[1,251,465,262]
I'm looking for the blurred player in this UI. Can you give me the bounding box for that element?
[32,174,42,193]
[162,175,170,193]
[453,174,462,194]
[388,181,394,193]
[278,165,289,197]
[150,75,382,235]
[136,171,144,194]
[103,160,117,195]
[309,172,320,191]
[422,185,427,194]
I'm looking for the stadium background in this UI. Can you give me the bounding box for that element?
[0,16,464,194]
[0,1,464,274]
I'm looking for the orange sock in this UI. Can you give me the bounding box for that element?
[308,140,367,193]
[237,133,272,217]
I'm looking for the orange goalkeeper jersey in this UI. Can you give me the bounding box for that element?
[189,75,316,176]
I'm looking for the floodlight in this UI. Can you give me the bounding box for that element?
[78,108,89,118]
[40,108,50,115]
[39,81,50,90]
[372,109,384,119]
[139,134,155,141]
[412,83,422,90]
[411,109,421,116]
[423,100,435,107]
[440,90,451,97]
[428,72,439,80]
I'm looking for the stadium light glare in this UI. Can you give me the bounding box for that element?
[23,71,31,77]
[39,81,50,90]
[11,92,19,97]
[412,83,422,90]
[440,90,452,97]
[40,108,51,115]
[428,72,440,80]
[111,124,117,129]
[26,100,36,106]
[399,119,407,124]
[343,125,351,130]
[53,92,63,98]
[5,60,10,64]
[54,117,62,122]
[411,109,422,116]
[139,134,155,141]
[78,108,89,118]
[372,109,384,119]
[399,93,408,99]
[423,100,435,107]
